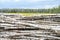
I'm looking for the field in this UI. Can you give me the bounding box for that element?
[6,13,56,17]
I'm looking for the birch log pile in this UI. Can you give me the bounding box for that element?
[0,13,60,40]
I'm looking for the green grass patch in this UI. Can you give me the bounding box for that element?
[6,13,55,17]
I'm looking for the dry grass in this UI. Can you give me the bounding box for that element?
[6,13,55,17]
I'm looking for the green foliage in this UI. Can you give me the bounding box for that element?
[0,6,60,13]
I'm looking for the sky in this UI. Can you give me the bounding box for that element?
[0,0,60,9]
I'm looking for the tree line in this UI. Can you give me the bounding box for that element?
[0,6,60,13]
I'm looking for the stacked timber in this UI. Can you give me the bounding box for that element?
[0,13,60,40]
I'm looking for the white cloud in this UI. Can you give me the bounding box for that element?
[43,5,58,9]
[27,4,58,9]
[0,0,21,3]
[0,0,10,2]
[24,0,55,3]
[0,0,56,3]
[14,0,21,2]
[0,0,58,8]
[24,0,40,3]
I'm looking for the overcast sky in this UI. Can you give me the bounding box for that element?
[0,0,59,9]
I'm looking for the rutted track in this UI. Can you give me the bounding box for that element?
[0,13,60,40]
